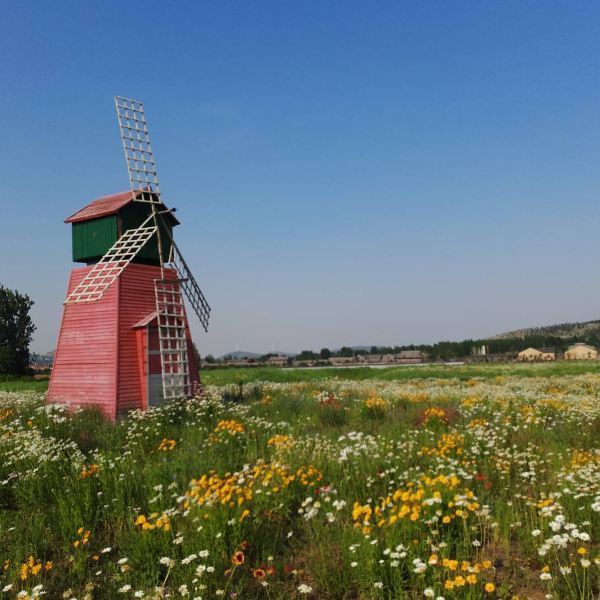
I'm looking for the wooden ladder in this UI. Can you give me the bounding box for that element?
[154,279,191,400]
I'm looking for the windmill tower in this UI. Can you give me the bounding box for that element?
[48,97,210,419]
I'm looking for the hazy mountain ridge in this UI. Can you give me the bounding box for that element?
[492,319,600,340]
[218,351,262,360]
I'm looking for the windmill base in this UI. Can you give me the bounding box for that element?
[48,263,199,420]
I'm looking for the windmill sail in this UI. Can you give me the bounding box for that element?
[154,236,210,399]
[65,221,158,303]
[114,96,161,204]
[162,227,211,332]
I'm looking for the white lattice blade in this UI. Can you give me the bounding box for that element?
[115,96,162,203]
[65,226,157,304]
[160,231,210,331]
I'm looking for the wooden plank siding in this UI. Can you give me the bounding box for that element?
[49,263,201,420]
[48,266,120,419]
[71,215,118,263]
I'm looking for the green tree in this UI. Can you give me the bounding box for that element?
[320,348,331,359]
[0,284,36,375]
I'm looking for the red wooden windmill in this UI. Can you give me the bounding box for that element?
[48,97,211,418]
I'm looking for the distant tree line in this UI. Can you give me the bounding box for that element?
[215,332,600,364]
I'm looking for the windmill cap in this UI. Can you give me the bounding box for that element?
[64,190,180,225]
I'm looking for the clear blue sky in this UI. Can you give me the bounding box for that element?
[2,1,600,357]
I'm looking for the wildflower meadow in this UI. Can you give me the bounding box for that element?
[0,365,599,599]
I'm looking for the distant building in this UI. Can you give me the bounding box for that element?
[375,351,427,364]
[466,352,515,363]
[329,356,362,366]
[363,355,383,364]
[396,350,427,363]
[266,355,288,366]
[564,343,598,360]
[539,348,557,361]
[517,347,556,361]
[335,351,427,365]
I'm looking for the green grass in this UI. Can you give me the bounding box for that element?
[0,376,49,392]
[3,361,599,392]
[201,360,600,385]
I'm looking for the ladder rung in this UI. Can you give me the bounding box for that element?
[160,360,189,366]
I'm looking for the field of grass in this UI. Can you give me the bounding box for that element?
[1,366,599,598]
[202,361,600,386]
[0,376,49,393]
[2,362,599,393]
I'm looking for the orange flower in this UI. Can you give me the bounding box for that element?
[80,463,100,478]
[158,438,176,452]
[253,568,266,580]
[231,551,245,566]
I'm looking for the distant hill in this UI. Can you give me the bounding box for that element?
[218,351,262,360]
[492,319,600,340]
